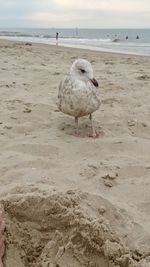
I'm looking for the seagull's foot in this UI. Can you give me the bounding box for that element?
[73,130,80,137]
[88,127,100,138]
[0,216,5,267]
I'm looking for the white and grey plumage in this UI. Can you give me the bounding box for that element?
[58,59,101,137]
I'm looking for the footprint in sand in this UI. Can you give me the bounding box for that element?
[102,171,118,188]
[127,120,150,138]
[104,61,114,65]
[136,74,150,80]
[23,107,32,113]
[80,164,118,188]
[53,72,61,75]
[80,164,100,179]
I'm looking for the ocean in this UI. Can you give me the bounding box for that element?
[0,28,150,56]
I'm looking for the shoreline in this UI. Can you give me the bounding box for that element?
[59,42,150,57]
[0,36,150,57]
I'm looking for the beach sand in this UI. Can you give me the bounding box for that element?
[0,39,150,266]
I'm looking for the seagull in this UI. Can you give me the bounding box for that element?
[58,59,101,137]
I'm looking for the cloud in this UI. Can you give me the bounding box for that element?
[54,0,150,12]
[0,0,149,27]
[29,12,81,23]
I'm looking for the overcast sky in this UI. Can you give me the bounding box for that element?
[0,0,150,28]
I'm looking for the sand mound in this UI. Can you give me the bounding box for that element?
[1,190,150,267]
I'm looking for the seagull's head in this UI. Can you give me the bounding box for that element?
[70,59,99,87]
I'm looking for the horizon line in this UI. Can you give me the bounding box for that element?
[0,27,150,29]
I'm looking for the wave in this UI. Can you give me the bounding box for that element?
[0,31,53,38]
[0,30,112,40]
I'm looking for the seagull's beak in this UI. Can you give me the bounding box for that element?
[90,78,99,87]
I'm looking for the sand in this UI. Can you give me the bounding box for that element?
[0,39,150,267]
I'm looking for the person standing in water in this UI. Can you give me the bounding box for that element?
[56,32,59,45]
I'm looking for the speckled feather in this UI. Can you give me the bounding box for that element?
[58,59,101,118]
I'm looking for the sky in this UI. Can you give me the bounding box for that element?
[0,0,149,28]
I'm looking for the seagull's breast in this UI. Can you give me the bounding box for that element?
[58,75,101,117]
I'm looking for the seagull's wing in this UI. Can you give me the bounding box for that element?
[58,75,73,97]
[57,75,73,110]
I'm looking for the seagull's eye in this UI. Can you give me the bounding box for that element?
[80,69,86,73]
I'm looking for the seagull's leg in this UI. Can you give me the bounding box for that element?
[0,214,5,267]
[88,114,99,138]
[74,117,80,136]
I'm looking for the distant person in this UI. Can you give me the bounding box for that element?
[136,35,139,39]
[126,36,128,40]
[56,32,59,45]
